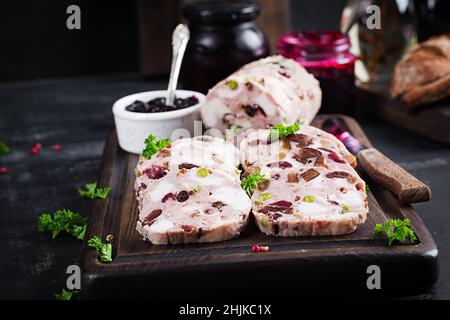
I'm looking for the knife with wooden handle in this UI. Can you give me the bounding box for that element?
[322,119,431,204]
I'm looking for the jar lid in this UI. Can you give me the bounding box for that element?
[183,0,260,25]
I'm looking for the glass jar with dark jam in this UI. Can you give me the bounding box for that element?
[181,0,270,93]
[277,31,356,115]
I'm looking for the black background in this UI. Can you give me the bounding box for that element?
[0,0,449,300]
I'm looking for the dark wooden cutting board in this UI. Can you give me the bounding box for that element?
[81,115,438,299]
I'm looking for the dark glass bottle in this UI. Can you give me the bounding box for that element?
[277,31,356,115]
[181,0,270,93]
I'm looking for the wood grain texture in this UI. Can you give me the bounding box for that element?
[81,115,438,299]
[359,148,432,204]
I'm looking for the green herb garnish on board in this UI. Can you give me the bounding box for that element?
[38,209,87,240]
[55,289,79,300]
[78,183,111,199]
[373,218,417,246]
[241,169,269,197]
[0,142,10,155]
[88,235,113,263]
[142,134,171,159]
[269,122,301,141]
[365,184,370,193]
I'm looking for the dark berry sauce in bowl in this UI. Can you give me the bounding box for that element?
[125,96,199,113]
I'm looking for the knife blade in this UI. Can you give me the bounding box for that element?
[322,118,431,204]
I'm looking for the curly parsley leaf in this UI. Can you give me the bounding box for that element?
[55,289,79,300]
[78,183,111,199]
[142,135,171,159]
[269,122,301,141]
[0,141,10,155]
[373,218,417,246]
[88,235,113,263]
[241,168,269,197]
[38,209,87,240]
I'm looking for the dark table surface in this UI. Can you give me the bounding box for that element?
[0,75,449,300]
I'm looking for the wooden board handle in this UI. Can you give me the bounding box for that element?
[358,148,431,204]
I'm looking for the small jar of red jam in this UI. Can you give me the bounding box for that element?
[277,31,356,115]
[181,0,270,94]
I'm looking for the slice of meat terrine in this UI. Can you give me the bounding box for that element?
[240,125,368,236]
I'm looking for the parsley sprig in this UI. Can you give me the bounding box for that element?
[55,289,79,300]
[269,122,301,141]
[241,169,269,197]
[78,183,111,199]
[88,235,113,263]
[142,135,171,159]
[38,209,87,240]
[373,218,417,246]
[0,141,10,155]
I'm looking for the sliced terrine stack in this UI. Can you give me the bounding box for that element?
[201,55,322,134]
[135,136,251,245]
[240,125,369,236]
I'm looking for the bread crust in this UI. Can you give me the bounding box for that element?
[391,34,450,107]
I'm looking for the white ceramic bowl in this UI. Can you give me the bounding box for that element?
[113,90,205,154]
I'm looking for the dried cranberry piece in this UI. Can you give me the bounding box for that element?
[144,166,167,179]
[140,183,147,189]
[142,209,162,226]
[279,71,290,78]
[269,200,292,207]
[272,174,280,180]
[267,161,293,169]
[287,134,312,147]
[162,192,176,203]
[293,148,322,164]
[327,152,346,164]
[326,171,349,179]
[176,190,189,202]
[178,162,198,170]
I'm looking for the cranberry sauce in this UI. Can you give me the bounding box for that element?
[277,31,356,115]
[125,95,199,113]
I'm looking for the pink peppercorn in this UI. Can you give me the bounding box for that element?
[251,245,269,252]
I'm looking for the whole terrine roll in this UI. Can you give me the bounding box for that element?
[136,167,251,245]
[240,125,368,237]
[201,55,322,133]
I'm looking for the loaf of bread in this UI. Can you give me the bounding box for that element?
[391,34,450,107]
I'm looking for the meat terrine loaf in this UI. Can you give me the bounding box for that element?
[240,125,368,236]
[135,135,241,205]
[201,55,322,133]
[136,167,251,245]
